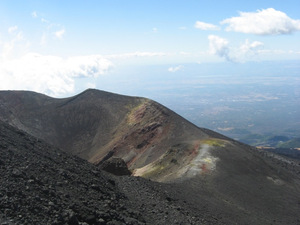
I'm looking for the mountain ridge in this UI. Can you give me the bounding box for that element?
[0,89,232,181]
[0,89,300,224]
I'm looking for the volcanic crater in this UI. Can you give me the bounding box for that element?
[0,89,299,225]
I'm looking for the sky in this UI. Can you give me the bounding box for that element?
[0,0,300,97]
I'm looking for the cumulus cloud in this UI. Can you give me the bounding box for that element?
[208,35,263,62]
[195,21,220,30]
[168,65,184,72]
[239,40,264,54]
[0,53,113,97]
[208,35,230,60]
[221,8,300,35]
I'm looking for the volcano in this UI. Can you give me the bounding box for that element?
[0,89,231,182]
[0,89,299,224]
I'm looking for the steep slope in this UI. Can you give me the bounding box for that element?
[0,120,207,225]
[0,89,228,181]
[0,120,140,224]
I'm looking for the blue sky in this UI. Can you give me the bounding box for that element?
[0,0,300,96]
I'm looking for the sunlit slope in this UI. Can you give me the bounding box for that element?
[0,89,235,180]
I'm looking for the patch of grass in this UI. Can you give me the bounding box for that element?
[126,100,148,125]
[142,163,166,178]
[202,138,226,147]
[276,137,300,148]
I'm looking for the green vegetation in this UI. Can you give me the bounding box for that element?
[202,138,226,147]
[239,134,296,147]
[142,163,166,178]
[276,137,300,148]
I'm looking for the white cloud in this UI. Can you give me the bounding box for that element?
[0,53,113,97]
[234,39,264,61]
[208,35,264,62]
[195,21,220,30]
[221,8,300,35]
[8,26,18,34]
[54,29,65,39]
[239,40,264,54]
[208,35,230,60]
[168,65,184,72]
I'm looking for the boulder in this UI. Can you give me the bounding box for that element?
[98,158,131,176]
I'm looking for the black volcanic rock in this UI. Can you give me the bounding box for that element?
[98,157,132,176]
[0,121,134,224]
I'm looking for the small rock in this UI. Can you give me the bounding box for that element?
[68,214,79,225]
[12,168,22,177]
[98,218,106,225]
[85,214,97,224]
[48,201,55,206]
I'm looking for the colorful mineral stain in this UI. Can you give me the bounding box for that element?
[201,163,207,172]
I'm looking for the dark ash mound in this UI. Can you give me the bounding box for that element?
[98,157,131,176]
